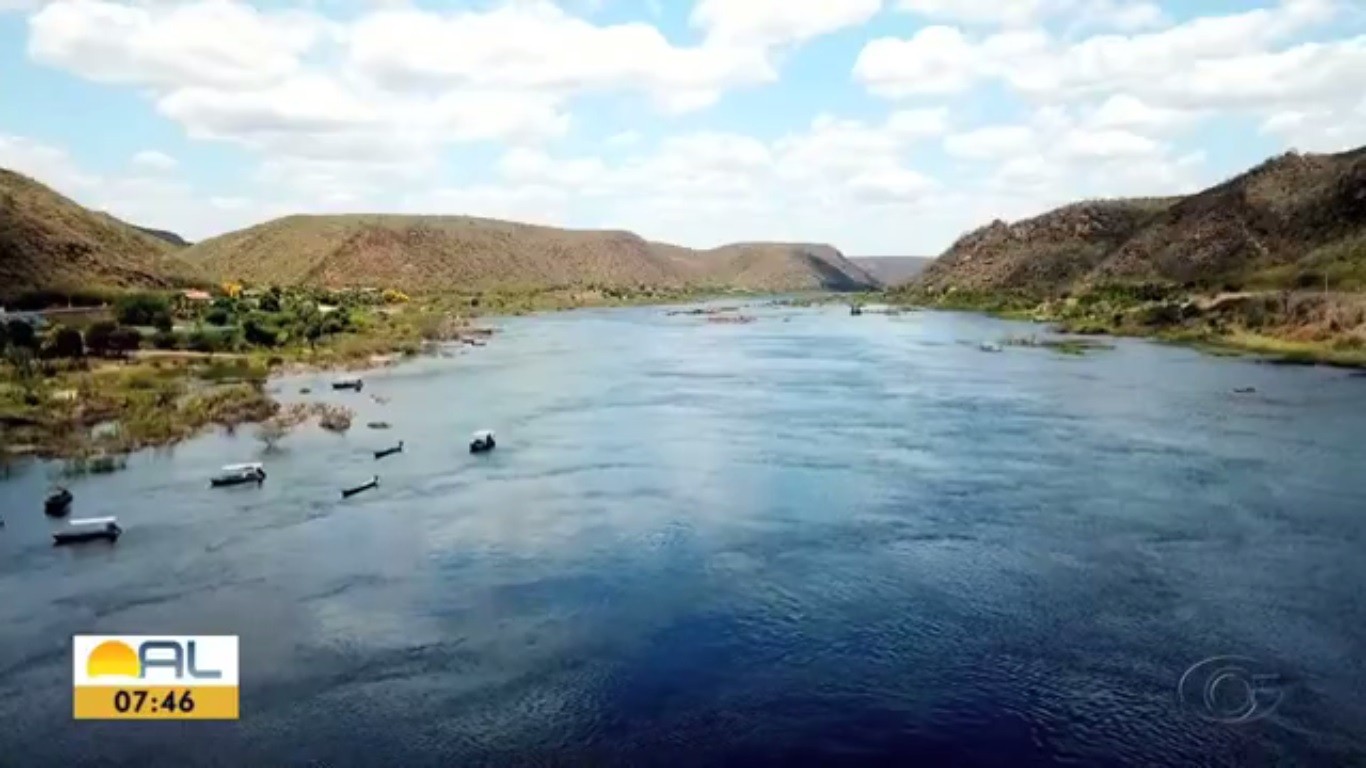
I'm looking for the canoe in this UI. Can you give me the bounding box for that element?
[342,476,379,499]
[332,379,364,392]
[373,441,404,460]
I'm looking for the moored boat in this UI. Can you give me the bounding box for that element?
[44,487,73,517]
[53,517,121,546]
[342,476,379,498]
[374,441,404,460]
[332,378,364,392]
[469,430,496,454]
[210,463,267,487]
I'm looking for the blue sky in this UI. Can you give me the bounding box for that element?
[1,0,1363,254]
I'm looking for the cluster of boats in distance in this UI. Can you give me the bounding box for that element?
[28,427,498,547]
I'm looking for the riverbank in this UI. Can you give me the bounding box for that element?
[0,285,780,462]
[888,285,1366,369]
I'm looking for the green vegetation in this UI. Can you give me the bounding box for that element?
[1000,335,1117,356]
[891,281,1366,368]
[0,281,743,459]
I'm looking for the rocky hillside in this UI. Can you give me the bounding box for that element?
[0,168,200,300]
[917,146,1366,296]
[851,256,933,286]
[186,214,876,292]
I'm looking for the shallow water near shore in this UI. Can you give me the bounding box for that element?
[2,302,1365,766]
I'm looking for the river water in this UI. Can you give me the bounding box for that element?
[1,302,1365,766]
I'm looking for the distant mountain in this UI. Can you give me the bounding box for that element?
[850,256,933,286]
[0,168,201,300]
[133,226,191,248]
[916,145,1366,295]
[184,214,877,292]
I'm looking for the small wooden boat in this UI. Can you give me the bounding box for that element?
[54,517,121,546]
[44,487,74,517]
[367,421,392,430]
[210,463,266,488]
[332,378,364,392]
[342,476,379,498]
[469,430,496,454]
[1233,387,1257,394]
[374,441,404,460]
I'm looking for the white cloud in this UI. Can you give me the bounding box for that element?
[1260,97,1366,152]
[858,0,1348,106]
[345,2,773,112]
[130,149,177,172]
[28,0,327,89]
[691,0,884,48]
[944,125,1035,159]
[0,133,255,237]
[895,0,1164,30]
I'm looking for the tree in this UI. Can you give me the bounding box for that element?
[204,307,232,326]
[154,314,174,333]
[152,329,180,350]
[6,319,37,350]
[115,293,172,327]
[43,326,85,359]
[259,287,282,313]
[85,321,117,356]
[108,326,142,355]
[242,315,280,347]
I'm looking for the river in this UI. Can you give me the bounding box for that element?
[2,302,1365,766]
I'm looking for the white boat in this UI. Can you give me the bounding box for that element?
[979,342,1003,353]
[54,516,122,546]
[211,462,266,487]
[469,430,496,454]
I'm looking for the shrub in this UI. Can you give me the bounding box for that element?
[115,292,173,327]
[242,315,281,347]
[44,326,86,358]
[84,321,118,356]
[187,329,233,353]
[108,326,143,354]
[204,306,233,326]
[152,330,181,350]
[6,319,38,350]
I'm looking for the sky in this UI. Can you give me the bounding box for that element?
[0,0,1363,256]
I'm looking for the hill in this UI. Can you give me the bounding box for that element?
[850,256,933,286]
[0,168,200,300]
[133,226,191,248]
[185,214,876,292]
[916,146,1366,296]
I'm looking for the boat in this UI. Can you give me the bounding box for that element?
[210,463,266,488]
[1233,387,1257,394]
[850,305,863,316]
[53,517,121,546]
[374,441,404,460]
[979,342,1004,353]
[44,487,73,517]
[469,430,496,454]
[342,476,379,498]
[332,378,364,392]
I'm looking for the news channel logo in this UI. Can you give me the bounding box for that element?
[1178,655,1287,724]
[72,635,239,720]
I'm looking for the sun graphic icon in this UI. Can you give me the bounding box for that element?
[86,640,140,679]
